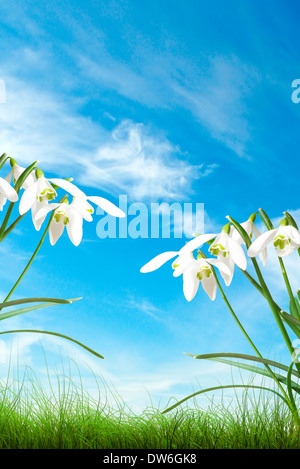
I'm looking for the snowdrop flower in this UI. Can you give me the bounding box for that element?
[35,199,93,246]
[140,250,231,302]
[18,169,95,231]
[247,220,300,260]
[178,228,247,286]
[0,173,18,211]
[18,169,58,231]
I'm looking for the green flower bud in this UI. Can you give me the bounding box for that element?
[35,168,44,179]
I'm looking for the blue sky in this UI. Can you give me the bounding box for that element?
[0,0,299,412]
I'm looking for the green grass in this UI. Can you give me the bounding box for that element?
[1,366,300,449]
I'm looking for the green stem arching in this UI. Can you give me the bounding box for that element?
[214,273,292,407]
[0,216,52,307]
[251,257,295,357]
[227,215,300,372]
[1,214,26,241]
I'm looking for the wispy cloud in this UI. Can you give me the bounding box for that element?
[82,119,214,200]
[78,42,260,159]
[0,69,215,201]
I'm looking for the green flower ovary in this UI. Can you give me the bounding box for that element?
[54,210,69,225]
[273,234,289,251]
[209,243,228,258]
[197,266,212,280]
[38,188,56,203]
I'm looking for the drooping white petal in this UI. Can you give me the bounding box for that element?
[67,210,83,246]
[88,195,126,218]
[285,226,300,246]
[247,229,278,258]
[172,252,196,277]
[253,225,267,265]
[179,233,218,255]
[49,219,65,246]
[140,251,179,273]
[19,182,38,215]
[227,236,247,270]
[71,198,94,222]
[182,264,200,302]
[49,178,87,199]
[0,177,18,202]
[31,200,48,231]
[201,275,217,301]
[35,203,60,221]
[206,258,232,277]
[218,256,235,286]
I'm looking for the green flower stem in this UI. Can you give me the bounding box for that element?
[250,256,297,364]
[241,269,263,295]
[1,214,26,241]
[0,217,52,307]
[278,257,300,321]
[0,200,16,241]
[214,273,292,406]
[242,266,300,377]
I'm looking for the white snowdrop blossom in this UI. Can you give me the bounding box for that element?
[35,200,93,246]
[140,250,231,302]
[179,230,247,287]
[19,173,58,230]
[247,224,300,260]
[0,174,18,211]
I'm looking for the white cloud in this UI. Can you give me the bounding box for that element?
[0,72,216,202]
[83,120,213,201]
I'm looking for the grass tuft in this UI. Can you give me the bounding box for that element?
[0,366,300,449]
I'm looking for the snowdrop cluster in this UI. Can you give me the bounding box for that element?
[0,156,126,246]
[141,213,300,302]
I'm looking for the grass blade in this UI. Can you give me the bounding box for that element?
[185,352,300,379]
[0,297,80,310]
[0,302,69,321]
[0,329,105,359]
[162,384,287,414]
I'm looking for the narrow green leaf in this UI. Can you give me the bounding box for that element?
[289,297,300,319]
[0,302,67,321]
[0,329,105,359]
[185,352,300,379]
[281,310,300,328]
[162,384,287,414]
[0,297,80,310]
